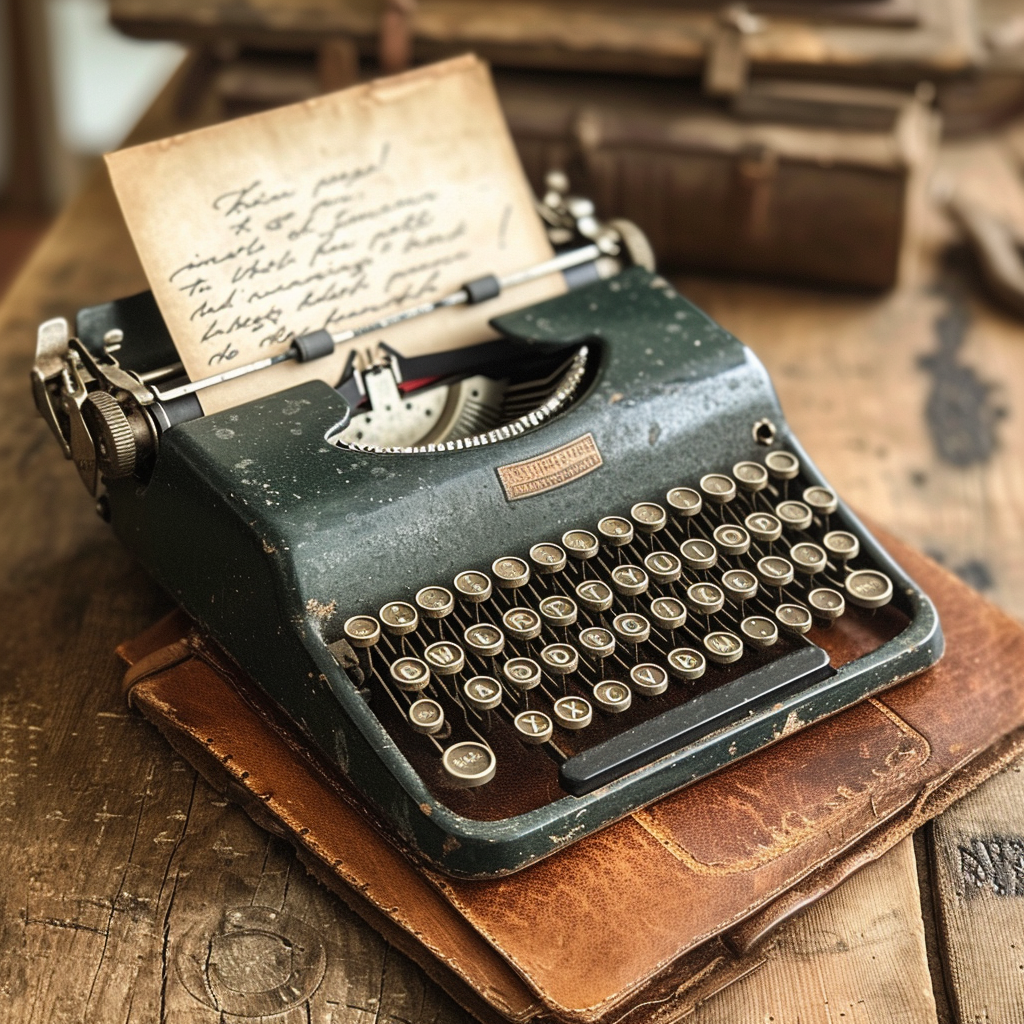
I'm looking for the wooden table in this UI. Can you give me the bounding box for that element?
[2,67,1023,1024]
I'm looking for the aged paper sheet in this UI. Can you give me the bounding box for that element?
[106,55,560,413]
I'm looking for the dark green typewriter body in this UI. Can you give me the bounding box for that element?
[77,267,942,877]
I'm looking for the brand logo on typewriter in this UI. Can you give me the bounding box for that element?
[496,433,603,501]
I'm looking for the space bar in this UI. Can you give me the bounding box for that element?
[559,644,833,796]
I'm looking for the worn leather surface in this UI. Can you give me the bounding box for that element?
[120,527,1024,1023]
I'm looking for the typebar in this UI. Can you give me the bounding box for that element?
[559,643,833,795]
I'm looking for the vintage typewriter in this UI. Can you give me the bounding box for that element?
[32,180,942,877]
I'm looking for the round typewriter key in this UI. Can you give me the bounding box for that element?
[502,657,542,691]
[593,680,632,714]
[463,675,503,711]
[463,623,505,658]
[540,643,579,676]
[765,450,800,480]
[529,542,567,574]
[390,657,431,691]
[808,587,846,621]
[553,696,593,730]
[700,473,737,505]
[845,569,893,609]
[680,538,718,571]
[666,487,703,517]
[343,615,380,648]
[453,570,492,603]
[704,631,744,665]
[823,530,860,562]
[612,612,651,645]
[379,601,419,636]
[539,595,578,627]
[563,529,599,560]
[576,579,614,612]
[415,586,455,619]
[630,663,669,697]
[597,516,634,546]
[492,556,531,589]
[741,616,778,648]
[756,556,795,588]
[790,542,828,575]
[776,603,813,633]
[667,647,706,681]
[733,461,769,492]
[686,582,725,616]
[442,741,496,788]
[644,550,682,584]
[408,698,445,735]
[775,500,813,532]
[722,568,758,602]
[610,564,649,597]
[803,485,838,516]
[514,710,554,744]
[423,641,466,676]
[502,607,543,641]
[650,596,687,630]
[745,511,783,543]
[713,523,751,557]
[579,627,616,660]
[631,501,668,533]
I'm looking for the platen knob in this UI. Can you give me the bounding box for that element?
[83,390,136,478]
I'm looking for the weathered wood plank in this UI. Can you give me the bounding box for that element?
[929,758,1024,1024]
[691,839,939,1023]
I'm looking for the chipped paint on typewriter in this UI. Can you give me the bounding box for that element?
[31,183,942,878]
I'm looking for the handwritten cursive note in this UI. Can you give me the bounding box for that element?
[106,55,561,413]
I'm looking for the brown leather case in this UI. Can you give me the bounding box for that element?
[118,526,1024,1023]
[499,72,937,289]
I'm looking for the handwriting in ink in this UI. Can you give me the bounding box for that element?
[207,341,240,366]
[266,211,295,231]
[190,290,236,321]
[231,250,297,284]
[169,237,266,283]
[320,274,441,328]
[385,251,470,292]
[312,143,390,198]
[297,273,372,311]
[248,259,373,304]
[369,210,434,252]
[201,305,284,343]
[213,180,296,218]
[169,136,515,365]
[403,221,467,253]
[178,277,211,297]
[286,193,358,243]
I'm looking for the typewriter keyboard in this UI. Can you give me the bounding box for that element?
[338,449,899,808]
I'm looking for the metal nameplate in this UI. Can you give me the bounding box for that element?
[496,433,603,501]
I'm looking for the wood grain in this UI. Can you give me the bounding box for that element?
[692,839,939,1024]
[929,759,1024,1024]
